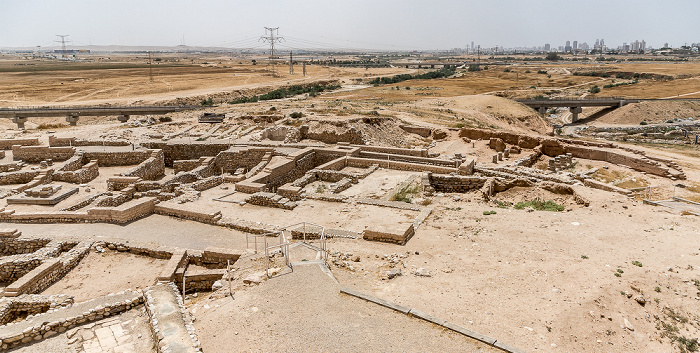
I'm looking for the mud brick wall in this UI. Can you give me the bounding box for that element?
[0,138,39,150]
[142,141,232,166]
[0,170,40,185]
[120,150,165,180]
[12,146,76,163]
[82,150,151,167]
[52,161,99,184]
[429,174,488,193]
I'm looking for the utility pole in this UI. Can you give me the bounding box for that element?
[260,27,284,76]
[303,62,307,76]
[148,51,154,82]
[289,51,294,74]
[55,35,69,59]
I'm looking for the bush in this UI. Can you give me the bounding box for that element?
[289,112,303,119]
[468,64,481,72]
[589,85,601,93]
[483,210,497,215]
[537,70,548,74]
[514,200,564,212]
[640,121,648,125]
[503,68,511,72]
[200,97,214,106]
[546,52,561,61]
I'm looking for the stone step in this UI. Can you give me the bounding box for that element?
[144,283,201,353]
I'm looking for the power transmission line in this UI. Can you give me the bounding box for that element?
[55,35,70,59]
[259,27,284,75]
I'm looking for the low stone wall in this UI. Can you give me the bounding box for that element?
[0,197,156,224]
[0,139,39,150]
[428,174,488,193]
[0,294,74,325]
[48,135,129,147]
[583,179,632,195]
[0,162,23,173]
[144,283,202,353]
[107,176,141,191]
[120,149,165,180]
[142,141,233,167]
[52,160,99,184]
[459,128,541,149]
[0,238,51,256]
[4,241,92,297]
[173,159,202,174]
[12,145,75,163]
[177,269,226,292]
[190,175,223,191]
[359,151,458,167]
[154,203,222,224]
[363,224,415,245]
[346,157,457,174]
[0,240,69,284]
[0,170,40,185]
[82,150,151,167]
[245,192,297,210]
[564,145,674,178]
[329,177,353,193]
[0,290,143,351]
[355,145,428,157]
[400,125,432,137]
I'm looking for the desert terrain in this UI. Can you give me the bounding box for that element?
[0,52,698,353]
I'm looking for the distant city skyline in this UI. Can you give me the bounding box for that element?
[0,0,698,50]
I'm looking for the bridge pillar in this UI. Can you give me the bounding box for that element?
[569,106,582,122]
[538,106,546,115]
[12,116,27,130]
[65,114,79,126]
[117,114,130,123]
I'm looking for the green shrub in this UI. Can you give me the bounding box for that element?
[483,210,497,215]
[589,85,601,93]
[514,199,564,212]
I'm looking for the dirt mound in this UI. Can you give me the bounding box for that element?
[302,116,427,147]
[492,186,576,208]
[595,101,700,125]
[422,95,551,134]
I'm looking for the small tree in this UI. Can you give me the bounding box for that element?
[546,52,561,61]
[589,85,601,94]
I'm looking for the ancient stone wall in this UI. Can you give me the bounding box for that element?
[0,138,39,150]
[400,125,432,137]
[346,157,457,174]
[428,174,488,193]
[48,135,129,147]
[362,224,415,245]
[359,151,458,167]
[142,141,232,166]
[0,171,40,185]
[0,238,51,256]
[355,145,428,157]
[52,160,99,184]
[120,150,165,180]
[82,150,151,167]
[212,147,271,173]
[0,162,23,173]
[12,146,75,163]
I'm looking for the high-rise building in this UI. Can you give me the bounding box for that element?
[565,41,572,53]
[641,40,646,52]
[544,43,550,52]
[573,41,578,50]
[471,42,475,51]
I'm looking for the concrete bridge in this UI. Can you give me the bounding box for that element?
[517,98,700,123]
[0,105,201,129]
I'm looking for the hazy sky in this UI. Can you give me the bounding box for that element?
[1,0,698,50]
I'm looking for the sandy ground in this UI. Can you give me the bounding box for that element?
[193,263,498,352]
[42,249,168,302]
